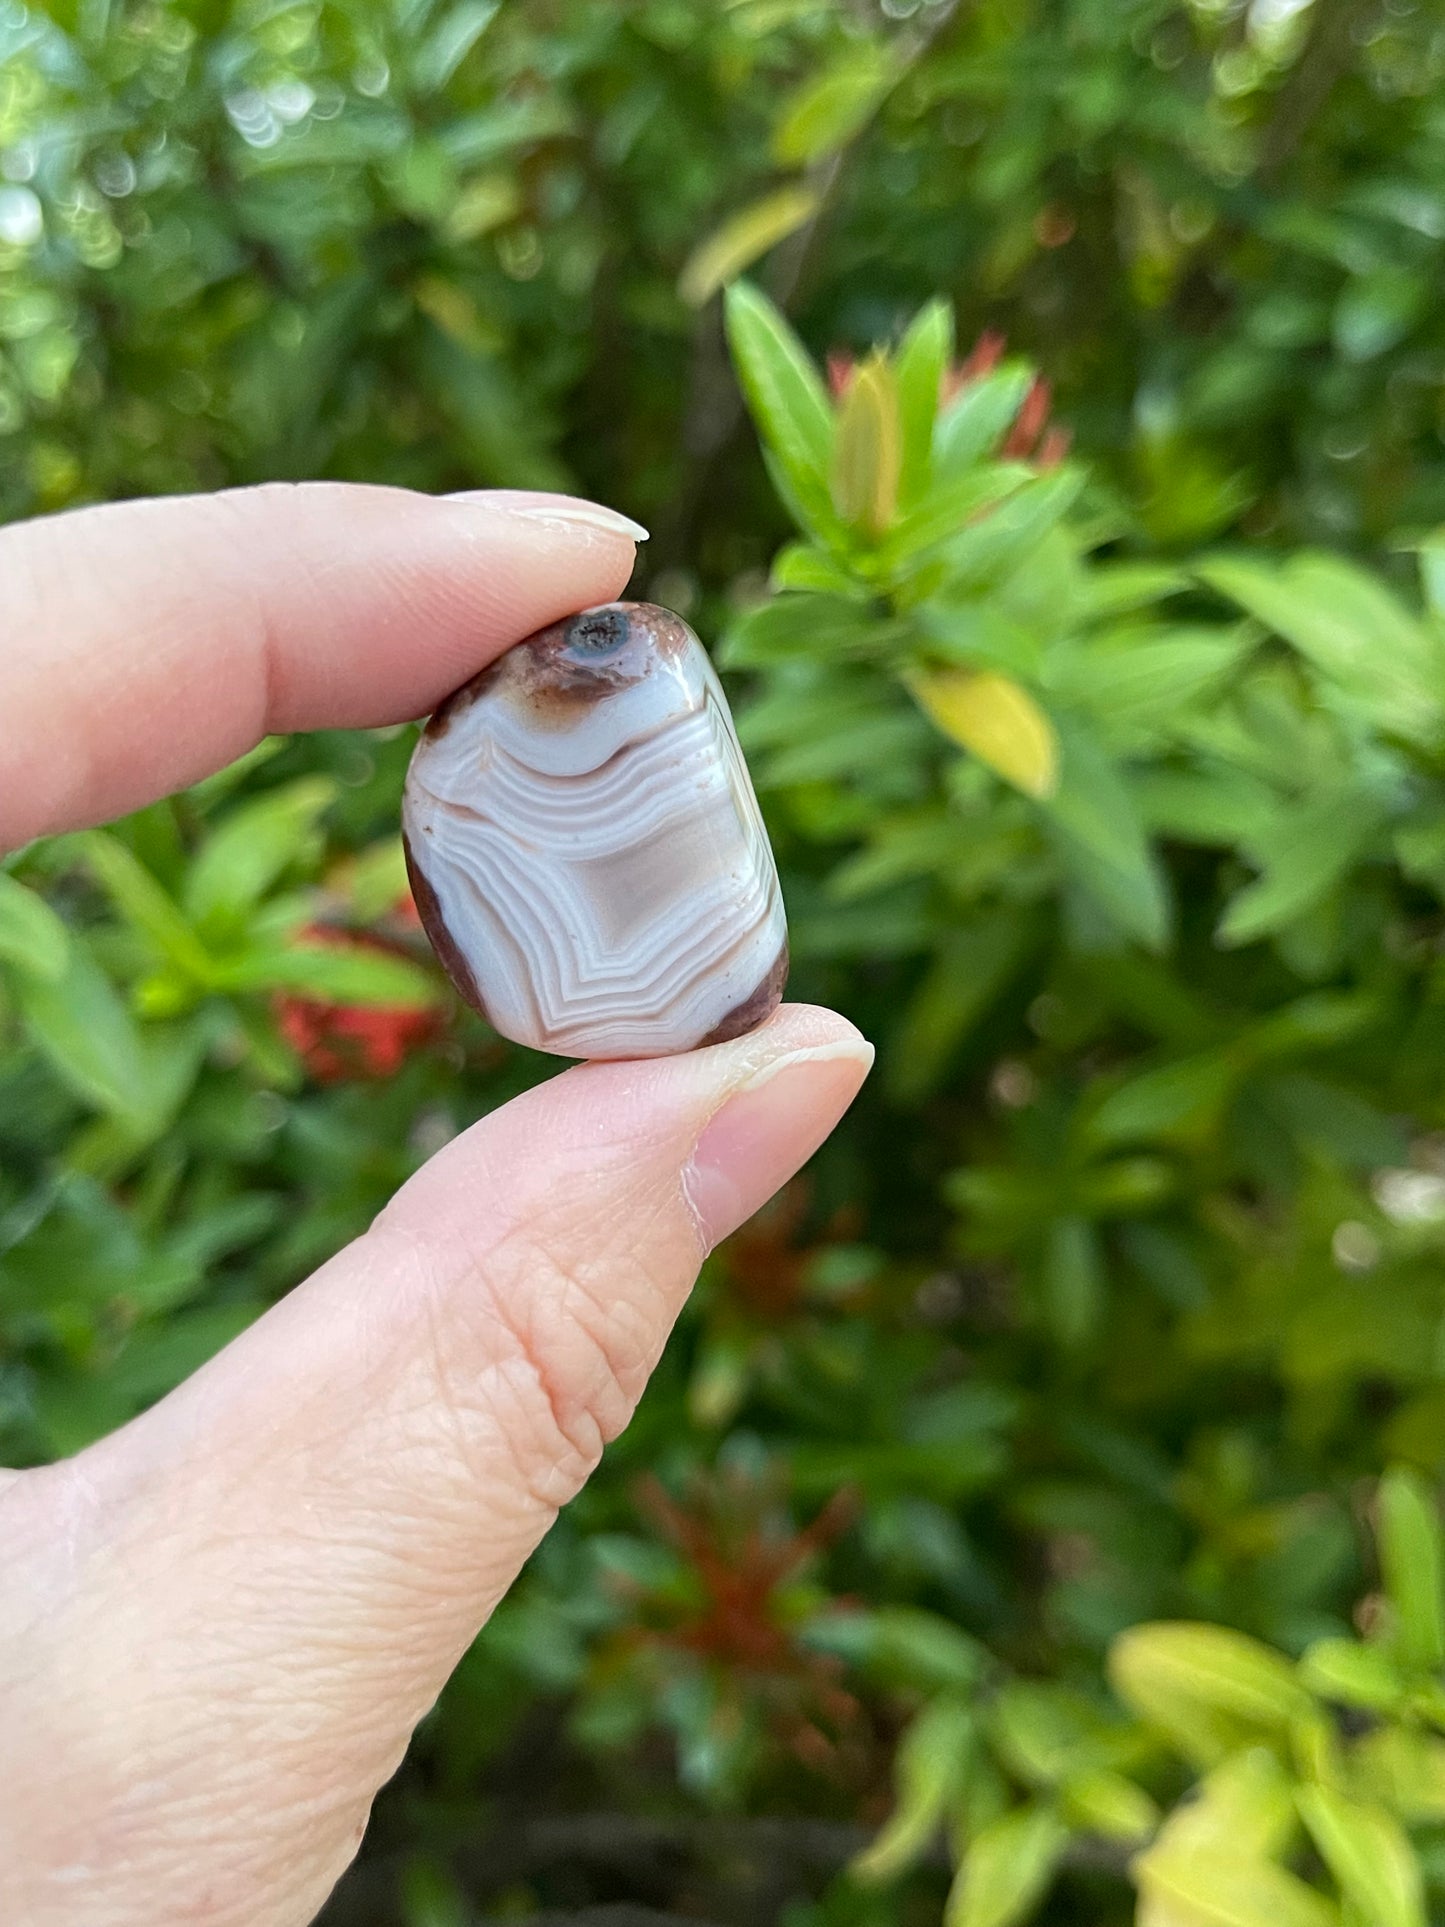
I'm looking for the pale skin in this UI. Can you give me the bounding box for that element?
[0,484,873,1926]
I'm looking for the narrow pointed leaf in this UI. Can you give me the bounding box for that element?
[945,1804,1069,1927]
[1297,1785,1424,1927]
[1061,1768,1158,1843]
[895,299,954,504]
[771,44,898,164]
[1135,1843,1339,1927]
[725,282,835,505]
[79,831,214,979]
[215,943,440,1009]
[832,352,902,535]
[0,872,69,982]
[1198,553,1444,747]
[1298,1639,1405,1713]
[908,669,1059,799]
[1041,726,1170,950]
[853,1696,976,1883]
[1376,1467,1445,1672]
[681,188,820,307]
[16,940,150,1125]
[1109,1624,1311,1766]
[184,778,336,929]
[935,365,1035,478]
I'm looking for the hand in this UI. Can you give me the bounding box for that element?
[0,485,872,1926]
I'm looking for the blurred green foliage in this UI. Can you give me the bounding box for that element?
[5,1,1445,1922]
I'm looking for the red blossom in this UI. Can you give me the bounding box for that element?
[830,325,1067,469]
[943,326,1007,401]
[1032,204,1077,249]
[1035,423,1072,469]
[827,351,858,400]
[625,1472,872,1781]
[272,908,443,1084]
[636,1473,857,1672]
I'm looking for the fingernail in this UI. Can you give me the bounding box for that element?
[445,489,649,543]
[683,1039,874,1251]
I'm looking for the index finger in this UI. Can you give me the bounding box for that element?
[0,482,645,851]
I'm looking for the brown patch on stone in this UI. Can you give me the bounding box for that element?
[525,609,642,709]
[697,939,790,1048]
[421,657,506,743]
[403,828,494,1026]
[420,602,702,739]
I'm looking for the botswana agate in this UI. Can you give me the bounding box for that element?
[402,601,788,1060]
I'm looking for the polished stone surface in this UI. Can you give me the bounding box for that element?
[403,601,788,1059]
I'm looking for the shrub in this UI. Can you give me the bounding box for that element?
[4,4,1445,1922]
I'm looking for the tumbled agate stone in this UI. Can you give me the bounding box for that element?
[402,601,788,1060]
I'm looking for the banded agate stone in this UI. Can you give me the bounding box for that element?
[402,601,788,1060]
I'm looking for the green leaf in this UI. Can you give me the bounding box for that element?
[907,669,1060,799]
[808,1606,989,1693]
[1296,1785,1424,1927]
[725,282,835,511]
[879,465,1030,570]
[1150,1748,1300,1862]
[1084,1050,1239,1151]
[722,593,890,668]
[16,939,149,1125]
[412,0,501,93]
[934,365,1035,479]
[1198,553,1444,748]
[1376,1466,1445,1672]
[853,1696,976,1883]
[184,778,337,931]
[754,711,930,788]
[1061,1768,1157,1844]
[437,97,576,167]
[344,838,414,922]
[680,187,821,307]
[760,445,846,548]
[186,737,285,811]
[96,1298,264,1404]
[894,299,954,505]
[769,542,859,595]
[945,1804,1069,1927]
[989,1682,1117,1788]
[887,914,1036,1103]
[214,942,440,1009]
[1415,532,1445,621]
[1137,767,1288,847]
[1297,1639,1405,1712]
[1041,726,1171,950]
[1352,1727,1445,1824]
[1046,626,1254,724]
[771,43,897,165]
[1109,1624,1312,1767]
[832,352,902,535]
[929,468,1084,591]
[1333,270,1427,364]
[1040,1215,1104,1348]
[1134,1842,1340,1927]
[1080,562,1189,620]
[79,831,213,979]
[1218,786,1384,947]
[0,871,69,981]
[1244,990,1380,1058]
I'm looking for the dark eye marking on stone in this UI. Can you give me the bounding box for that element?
[567,606,630,657]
